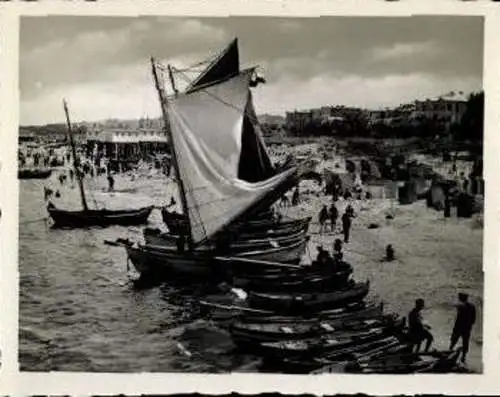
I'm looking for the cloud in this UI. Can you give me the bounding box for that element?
[19,16,484,125]
[371,42,437,62]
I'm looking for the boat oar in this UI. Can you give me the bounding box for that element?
[215,256,304,270]
[199,300,273,314]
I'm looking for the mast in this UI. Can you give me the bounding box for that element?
[63,99,88,211]
[151,57,194,250]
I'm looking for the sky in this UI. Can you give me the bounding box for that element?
[20,16,484,126]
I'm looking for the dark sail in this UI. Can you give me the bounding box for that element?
[186,38,240,93]
[238,95,275,182]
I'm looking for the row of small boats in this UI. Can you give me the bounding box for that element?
[200,284,462,374]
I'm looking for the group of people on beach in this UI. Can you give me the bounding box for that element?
[408,293,476,364]
[318,202,354,243]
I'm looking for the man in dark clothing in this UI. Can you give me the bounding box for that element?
[333,238,343,262]
[318,205,329,233]
[444,194,451,218]
[315,245,328,262]
[386,244,395,261]
[107,174,115,192]
[342,212,351,243]
[292,187,300,206]
[345,204,355,218]
[408,298,434,352]
[449,293,476,363]
[329,203,338,232]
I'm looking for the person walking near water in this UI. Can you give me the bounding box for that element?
[408,298,434,353]
[449,292,476,363]
[341,211,352,243]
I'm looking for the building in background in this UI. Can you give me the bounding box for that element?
[414,91,468,130]
[85,126,169,171]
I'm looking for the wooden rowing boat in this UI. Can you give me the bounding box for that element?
[247,280,370,314]
[18,168,52,179]
[48,205,153,228]
[258,320,404,359]
[229,313,399,346]
[126,237,309,278]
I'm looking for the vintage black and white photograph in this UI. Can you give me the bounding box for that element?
[18,15,484,374]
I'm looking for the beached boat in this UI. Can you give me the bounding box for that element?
[126,236,309,277]
[229,313,399,345]
[344,349,462,374]
[247,280,370,313]
[199,299,383,325]
[144,216,311,249]
[161,207,310,237]
[143,222,310,252]
[18,168,52,179]
[232,261,353,292]
[47,100,153,228]
[238,301,384,324]
[257,319,404,359]
[281,336,402,374]
[48,204,153,228]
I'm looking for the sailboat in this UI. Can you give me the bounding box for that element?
[46,100,154,228]
[124,39,311,277]
[145,38,310,244]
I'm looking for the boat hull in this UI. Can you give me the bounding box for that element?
[143,226,309,253]
[18,169,52,179]
[48,206,153,228]
[161,208,311,238]
[247,281,370,314]
[127,238,309,278]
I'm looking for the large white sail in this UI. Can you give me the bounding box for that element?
[167,69,296,244]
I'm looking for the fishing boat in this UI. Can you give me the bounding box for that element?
[344,349,462,374]
[257,319,405,359]
[282,336,403,374]
[18,168,52,179]
[232,261,353,292]
[237,301,384,324]
[48,204,153,228]
[126,236,309,277]
[200,299,384,326]
[122,39,312,276]
[247,280,370,314]
[143,221,310,252]
[46,100,153,228]
[161,207,310,237]
[145,215,311,244]
[229,313,399,345]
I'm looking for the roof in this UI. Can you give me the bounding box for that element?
[86,129,168,143]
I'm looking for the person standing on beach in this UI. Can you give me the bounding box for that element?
[449,292,476,363]
[292,187,300,206]
[408,298,434,353]
[341,211,351,243]
[107,173,115,192]
[318,205,329,233]
[329,203,338,232]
